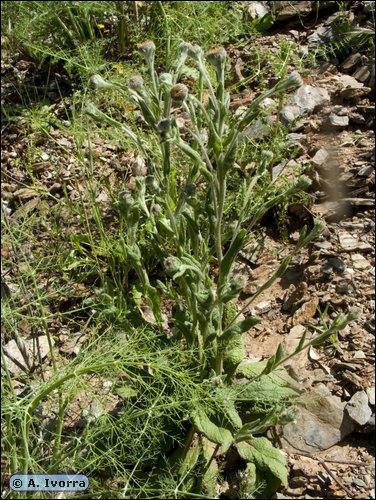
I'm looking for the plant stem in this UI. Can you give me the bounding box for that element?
[157,1,171,71]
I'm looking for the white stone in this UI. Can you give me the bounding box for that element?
[255,300,272,314]
[338,74,364,89]
[351,253,370,270]
[366,387,375,406]
[312,148,329,166]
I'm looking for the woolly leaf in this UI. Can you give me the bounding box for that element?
[201,438,220,497]
[234,371,300,404]
[192,408,233,453]
[222,315,261,340]
[145,284,162,324]
[178,439,200,477]
[236,438,288,487]
[222,333,245,378]
[219,229,248,279]
[215,386,242,429]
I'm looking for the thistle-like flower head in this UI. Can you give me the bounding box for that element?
[127,75,144,91]
[171,83,188,107]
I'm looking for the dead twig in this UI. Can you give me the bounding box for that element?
[287,448,374,499]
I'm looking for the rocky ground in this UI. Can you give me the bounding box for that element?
[1,1,375,499]
[229,3,375,499]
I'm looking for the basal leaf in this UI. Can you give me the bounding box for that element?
[236,437,288,486]
[234,368,300,404]
[215,386,242,429]
[202,438,220,498]
[192,408,233,453]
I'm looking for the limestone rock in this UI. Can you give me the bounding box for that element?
[292,85,331,114]
[345,391,372,426]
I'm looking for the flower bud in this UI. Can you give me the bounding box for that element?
[275,71,303,93]
[164,256,181,274]
[127,75,144,90]
[151,203,162,214]
[159,72,173,88]
[206,47,227,75]
[137,40,156,67]
[186,43,203,61]
[178,42,190,58]
[157,118,172,135]
[88,74,114,90]
[146,175,161,193]
[118,190,133,207]
[175,42,189,68]
[183,183,196,197]
[171,83,188,107]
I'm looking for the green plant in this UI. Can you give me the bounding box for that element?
[78,41,356,497]
[316,1,375,63]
